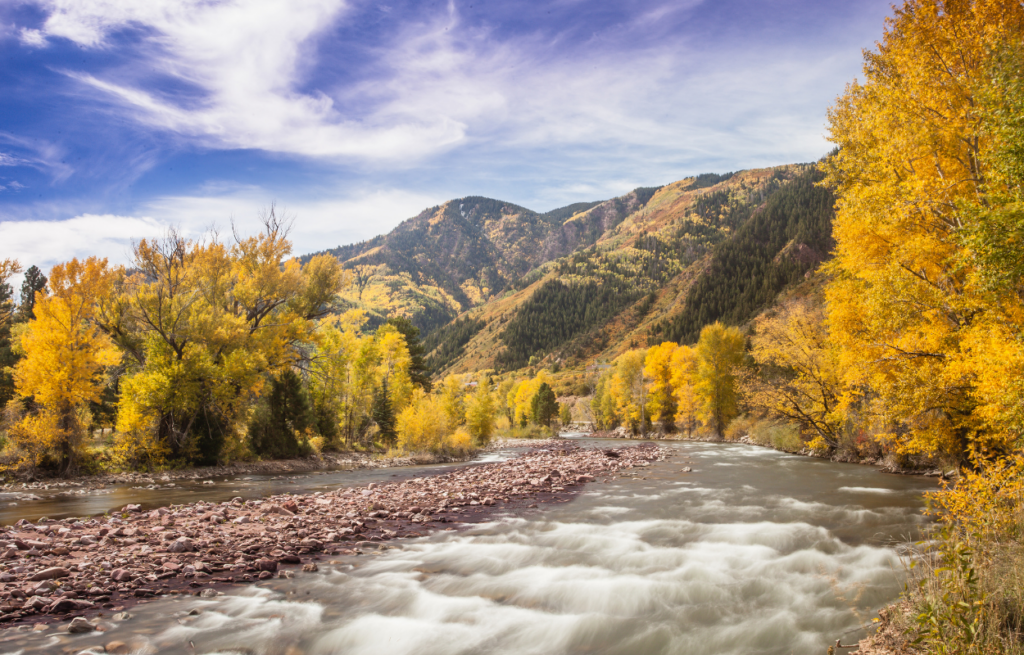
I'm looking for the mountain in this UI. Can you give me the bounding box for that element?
[309,162,835,377]
[306,193,651,333]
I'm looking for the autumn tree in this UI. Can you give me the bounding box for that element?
[465,375,497,443]
[693,322,745,437]
[112,213,344,464]
[439,374,467,430]
[743,296,843,450]
[12,258,119,475]
[823,0,1024,459]
[670,345,699,437]
[644,342,678,433]
[609,350,649,435]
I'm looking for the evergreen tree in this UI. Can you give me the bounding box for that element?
[530,382,558,427]
[372,378,397,446]
[249,369,312,459]
[18,265,47,321]
[0,276,17,409]
[387,316,432,391]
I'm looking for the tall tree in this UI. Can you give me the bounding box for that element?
[387,316,432,391]
[670,345,699,437]
[823,0,1024,459]
[12,258,119,475]
[17,265,47,321]
[693,322,745,438]
[530,382,558,428]
[644,342,678,432]
[371,377,397,447]
[609,350,649,435]
[742,296,844,450]
[465,375,497,443]
[0,259,22,409]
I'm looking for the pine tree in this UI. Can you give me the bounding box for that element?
[530,382,558,427]
[372,378,397,446]
[387,316,432,391]
[18,265,47,321]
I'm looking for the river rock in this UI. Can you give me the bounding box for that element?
[29,567,69,581]
[169,537,195,553]
[109,568,132,582]
[67,617,93,633]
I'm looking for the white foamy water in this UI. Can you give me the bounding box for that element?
[0,441,935,655]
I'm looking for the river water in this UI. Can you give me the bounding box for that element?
[0,441,936,655]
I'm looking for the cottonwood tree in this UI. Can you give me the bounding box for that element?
[824,0,1024,459]
[693,322,745,438]
[12,258,119,475]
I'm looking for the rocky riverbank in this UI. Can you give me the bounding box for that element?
[0,442,668,631]
[0,450,468,496]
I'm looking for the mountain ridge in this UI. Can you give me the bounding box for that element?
[306,162,835,378]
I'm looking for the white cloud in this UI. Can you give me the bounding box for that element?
[18,28,46,47]
[21,0,846,169]
[140,186,442,255]
[29,0,469,160]
[0,214,166,275]
[0,186,440,280]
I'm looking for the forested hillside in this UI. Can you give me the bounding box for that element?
[306,161,835,379]
[416,164,832,376]
[304,193,648,333]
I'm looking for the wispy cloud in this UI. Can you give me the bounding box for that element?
[0,132,73,182]
[20,0,853,169]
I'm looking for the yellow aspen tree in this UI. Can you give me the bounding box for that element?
[644,342,678,432]
[670,345,699,437]
[396,389,446,452]
[610,350,649,435]
[13,258,120,475]
[439,374,467,430]
[465,375,497,443]
[743,297,844,450]
[824,0,1024,459]
[307,310,367,448]
[693,322,745,437]
[513,371,548,427]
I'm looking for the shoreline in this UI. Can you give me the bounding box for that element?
[0,441,668,631]
[581,429,953,478]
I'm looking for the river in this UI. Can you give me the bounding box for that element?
[0,440,936,655]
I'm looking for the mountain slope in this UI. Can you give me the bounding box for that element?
[306,195,649,332]
[308,161,835,378]
[423,164,835,375]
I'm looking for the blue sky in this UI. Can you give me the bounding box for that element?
[0,0,892,275]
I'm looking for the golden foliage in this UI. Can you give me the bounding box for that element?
[12,258,120,474]
[743,296,843,448]
[824,0,1024,459]
[693,322,745,436]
